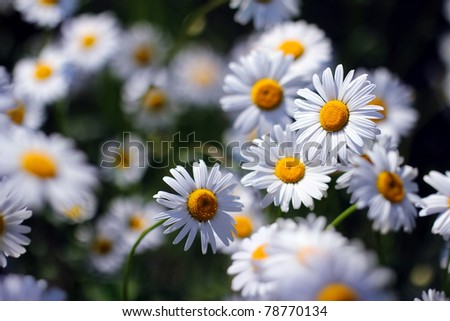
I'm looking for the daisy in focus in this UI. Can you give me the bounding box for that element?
[343,142,420,233]
[230,0,300,30]
[241,125,335,213]
[0,179,32,268]
[13,46,71,105]
[221,50,304,135]
[61,13,120,73]
[257,21,332,78]
[292,64,383,166]
[50,191,97,224]
[171,45,226,107]
[0,274,66,300]
[418,171,450,240]
[154,160,243,254]
[414,289,449,301]
[361,68,418,143]
[14,0,78,28]
[111,22,170,80]
[0,131,98,210]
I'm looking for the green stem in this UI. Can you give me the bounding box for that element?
[327,204,358,228]
[122,220,166,300]
[373,231,385,265]
[442,249,450,294]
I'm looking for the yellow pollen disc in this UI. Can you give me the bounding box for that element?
[297,246,318,264]
[278,40,305,60]
[93,238,113,255]
[129,215,146,231]
[81,34,96,49]
[39,0,59,6]
[21,151,57,179]
[134,46,152,65]
[34,63,53,81]
[142,88,166,111]
[0,214,5,235]
[320,100,349,132]
[64,205,83,220]
[377,171,405,203]
[252,244,268,260]
[369,97,387,123]
[448,197,450,208]
[6,103,25,125]
[233,216,254,238]
[187,189,218,222]
[316,283,359,301]
[275,157,306,184]
[251,78,283,110]
[115,150,131,169]
[193,68,215,87]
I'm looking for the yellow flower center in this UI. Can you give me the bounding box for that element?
[115,150,131,169]
[92,238,113,255]
[369,96,387,123]
[81,34,97,49]
[0,214,5,235]
[275,157,306,184]
[192,68,215,87]
[142,88,166,111]
[448,197,450,208]
[376,171,405,203]
[320,100,349,132]
[187,189,218,222]
[64,205,83,220]
[233,215,254,238]
[134,46,152,65]
[21,151,57,179]
[34,63,53,81]
[316,283,359,301]
[252,243,268,260]
[6,103,25,125]
[129,215,146,231]
[39,0,59,6]
[251,78,283,110]
[278,40,305,60]
[297,246,318,264]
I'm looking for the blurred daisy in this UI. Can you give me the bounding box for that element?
[0,179,32,268]
[0,95,46,133]
[122,70,174,132]
[241,125,335,213]
[0,131,98,210]
[257,21,332,78]
[230,0,300,30]
[107,197,164,253]
[419,171,450,240]
[111,22,170,80]
[50,191,96,224]
[13,46,70,105]
[171,45,226,106]
[345,143,420,233]
[292,64,383,166]
[414,289,449,301]
[14,0,78,28]
[154,160,243,254]
[0,274,66,300]
[61,13,120,73]
[221,50,304,135]
[227,224,278,299]
[362,68,418,143]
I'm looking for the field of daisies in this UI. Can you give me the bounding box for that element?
[1,0,450,301]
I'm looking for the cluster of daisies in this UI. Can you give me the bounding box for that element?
[0,0,449,301]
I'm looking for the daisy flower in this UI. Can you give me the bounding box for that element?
[221,50,304,135]
[241,125,335,213]
[292,64,383,166]
[122,70,175,132]
[0,274,66,300]
[171,45,226,106]
[344,143,420,233]
[414,289,449,301]
[61,12,120,73]
[0,179,32,268]
[418,171,450,240]
[227,224,278,299]
[0,130,98,210]
[106,197,164,253]
[50,191,97,224]
[361,67,418,143]
[257,21,332,78]
[230,0,300,30]
[154,160,243,254]
[111,22,170,80]
[13,46,71,105]
[14,0,78,28]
